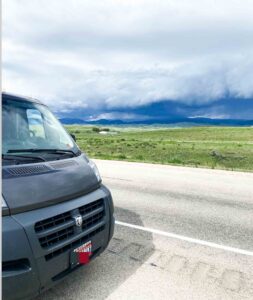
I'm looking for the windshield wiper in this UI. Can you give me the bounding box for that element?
[2,154,46,162]
[7,148,77,156]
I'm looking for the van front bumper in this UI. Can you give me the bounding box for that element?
[2,185,114,300]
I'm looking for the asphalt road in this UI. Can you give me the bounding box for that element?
[38,160,253,300]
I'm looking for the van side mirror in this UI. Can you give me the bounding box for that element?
[70,133,76,142]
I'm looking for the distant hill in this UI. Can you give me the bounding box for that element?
[60,118,87,124]
[60,117,253,126]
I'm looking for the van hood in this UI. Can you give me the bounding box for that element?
[2,154,100,214]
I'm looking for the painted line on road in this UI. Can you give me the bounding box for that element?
[103,176,133,182]
[115,220,253,257]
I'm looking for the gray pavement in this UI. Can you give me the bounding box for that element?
[38,160,253,300]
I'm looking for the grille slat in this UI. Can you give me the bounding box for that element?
[36,219,75,239]
[42,220,106,253]
[82,212,104,230]
[35,212,72,233]
[79,199,103,215]
[45,226,105,261]
[39,227,75,248]
[34,199,105,260]
[81,206,104,222]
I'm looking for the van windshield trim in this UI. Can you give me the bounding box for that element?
[2,153,46,162]
[7,148,77,156]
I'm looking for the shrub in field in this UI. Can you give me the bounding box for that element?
[170,158,182,164]
[136,155,144,160]
[92,127,100,133]
[117,154,126,159]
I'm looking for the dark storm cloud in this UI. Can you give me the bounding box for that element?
[2,0,253,118]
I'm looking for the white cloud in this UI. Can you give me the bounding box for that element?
[2,0,253,111]
[88,112,149,121]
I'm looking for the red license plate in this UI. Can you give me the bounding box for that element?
[71,241,92,266]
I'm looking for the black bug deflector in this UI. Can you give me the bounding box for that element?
[2,154,100,214]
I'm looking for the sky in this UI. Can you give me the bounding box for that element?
[2,0,253,120]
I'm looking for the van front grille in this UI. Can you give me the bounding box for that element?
[34,199,105,259]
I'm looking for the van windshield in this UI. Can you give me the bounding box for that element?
[2,97,79,157]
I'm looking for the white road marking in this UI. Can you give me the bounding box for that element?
[115,220,253,257]
[103,176,132,182]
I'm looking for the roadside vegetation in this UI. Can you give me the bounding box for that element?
[66,125,253,172]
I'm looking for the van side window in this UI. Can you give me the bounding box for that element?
[26,109,46,138]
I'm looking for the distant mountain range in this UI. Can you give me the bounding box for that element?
[60,117,253,126]
[57,97,253,126]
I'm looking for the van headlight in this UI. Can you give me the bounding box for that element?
[2,196,7,208]
[88,160,102,183]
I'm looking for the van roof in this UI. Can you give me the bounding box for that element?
[2,92,44,105]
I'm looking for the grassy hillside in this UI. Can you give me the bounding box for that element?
[66,126,253,172]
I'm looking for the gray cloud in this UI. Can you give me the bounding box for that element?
[2,0,253,111]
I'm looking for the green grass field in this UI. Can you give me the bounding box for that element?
[66,125,253,172]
